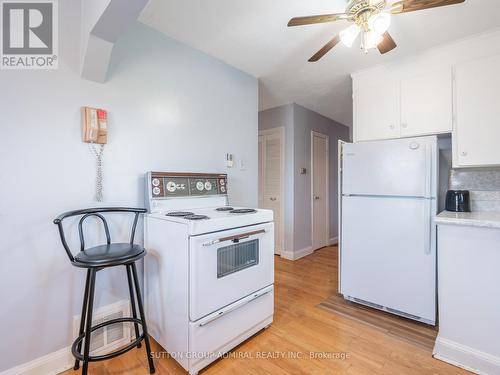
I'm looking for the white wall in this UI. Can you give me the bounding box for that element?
[351,28,500,84]
[0,16,257,374]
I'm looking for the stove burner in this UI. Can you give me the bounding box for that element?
[166,211,194,217]
[216,207,234,211]
[230,209,257,214]
[184,214,210,220]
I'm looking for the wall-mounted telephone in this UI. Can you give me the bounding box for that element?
[82,107,108,144]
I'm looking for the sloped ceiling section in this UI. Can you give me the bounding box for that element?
[140,0,500,127]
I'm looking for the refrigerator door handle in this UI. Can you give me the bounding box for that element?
[424,144,432,198]
[424,200,432,255]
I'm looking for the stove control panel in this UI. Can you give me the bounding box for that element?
[148,173,228,199]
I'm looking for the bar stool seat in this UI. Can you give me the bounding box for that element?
[54,207,155,375]
[74,243,145,268]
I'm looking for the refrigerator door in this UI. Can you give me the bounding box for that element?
[340,195,436,323]
[343,136,437,198]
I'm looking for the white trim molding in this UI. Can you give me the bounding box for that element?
[0,347,74,375]
[433,336,500,375]
[329,237,338,246]
[1,300,131,375]
[280,246,313,261]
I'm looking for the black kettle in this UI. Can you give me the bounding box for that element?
[445,190,471,212]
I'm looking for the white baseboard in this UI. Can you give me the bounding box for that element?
[280,246,313,261]
[433,336,500,375]
[0,346,74,375]
[329,237,338,246]
[1,300,132,375]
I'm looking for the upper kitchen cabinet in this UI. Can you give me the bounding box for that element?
[454,54,500,167]
[354,80,400,142]
[353,67,453,142]
[400,68,452,137]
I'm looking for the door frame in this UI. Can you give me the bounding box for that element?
[258,127,285,256]
[311,131,330,250]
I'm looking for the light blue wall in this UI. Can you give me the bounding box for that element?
[258,104,350,255]
[0,15,258,374]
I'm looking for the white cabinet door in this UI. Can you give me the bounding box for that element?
[401,68,452,137]
[355,80,400,142]
[454,54,500,167]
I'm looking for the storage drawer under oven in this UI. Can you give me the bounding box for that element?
[189,222,274,321]
[188,285,274,372]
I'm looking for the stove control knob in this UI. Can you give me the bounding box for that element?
[153,187,161,195]
[152,178,160,187]
[166,181,176,192]
[220,179,225,186]
[205,181,212,191]
[220,186,226,193]
[196,181,204,191]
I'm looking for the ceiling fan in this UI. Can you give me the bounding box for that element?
[288,0,466,62]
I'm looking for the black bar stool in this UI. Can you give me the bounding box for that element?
[54,207,155,375]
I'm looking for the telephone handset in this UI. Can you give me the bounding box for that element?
[82,106,108,201]
[82,107,107,144]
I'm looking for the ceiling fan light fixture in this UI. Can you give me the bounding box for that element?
[368,12,391,35]
[362,30,384,52]
[340,24,361,48]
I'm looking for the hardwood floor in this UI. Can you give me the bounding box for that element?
[63,246,468,375]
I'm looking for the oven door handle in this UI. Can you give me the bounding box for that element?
[198,286,273,327]
[202,229,266,247]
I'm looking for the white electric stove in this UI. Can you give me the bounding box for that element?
[143,172,274,375]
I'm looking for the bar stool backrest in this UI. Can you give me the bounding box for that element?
[53,207,147,263]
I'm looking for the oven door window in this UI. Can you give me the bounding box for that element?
[217,239,259,278]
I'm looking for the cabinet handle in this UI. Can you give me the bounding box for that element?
[389,125,395,130]
[314,196,320,200]
[269,197,277,201]
[461,151,468,157]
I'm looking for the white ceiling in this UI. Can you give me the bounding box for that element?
[140,0,500,127]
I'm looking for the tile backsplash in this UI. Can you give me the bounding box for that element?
[449,168,500,212]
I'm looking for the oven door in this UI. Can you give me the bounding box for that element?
[189,222,274,321]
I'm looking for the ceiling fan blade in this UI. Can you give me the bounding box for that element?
[288,13,348,27]
[377,32,397,54]
[308,35,340,62]
[391,0,465,14]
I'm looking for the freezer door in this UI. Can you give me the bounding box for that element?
[343,137,437,198]
[340,195,436,323]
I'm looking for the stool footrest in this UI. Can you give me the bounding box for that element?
[72,317,145,362]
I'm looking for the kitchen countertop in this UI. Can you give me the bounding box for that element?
[435,211,500,229]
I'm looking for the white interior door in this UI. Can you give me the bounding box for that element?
[258,129,284,255]
[312,132,329,251]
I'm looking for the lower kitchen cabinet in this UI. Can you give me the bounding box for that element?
[434,222,500,374]
[454,53,500,167]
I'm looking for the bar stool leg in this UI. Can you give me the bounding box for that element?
[126,265,142,348]
[74,270,92,370]
[82,269,97,375]
[130,262,155,374]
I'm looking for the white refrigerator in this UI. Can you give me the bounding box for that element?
[339,136,437,325]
